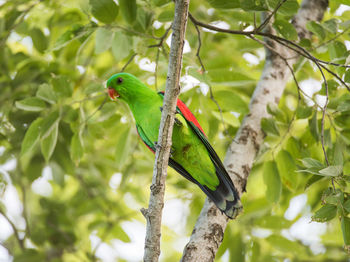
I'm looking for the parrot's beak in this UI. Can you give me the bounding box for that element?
[108,87,120,100]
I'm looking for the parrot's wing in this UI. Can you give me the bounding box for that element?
[136,124,155,153]
[159,92,240,217]
[136,123,198,184]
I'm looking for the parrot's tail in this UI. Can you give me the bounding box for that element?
[200,170,242,219]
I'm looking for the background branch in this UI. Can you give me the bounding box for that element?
[181,0,329,260]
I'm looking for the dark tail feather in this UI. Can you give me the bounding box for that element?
[168,158,241,219]
[199,171,241,219]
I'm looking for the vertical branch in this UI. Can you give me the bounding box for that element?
[142,1,190,262]
[181,0,328,261]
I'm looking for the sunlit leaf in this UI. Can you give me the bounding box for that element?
[71,132,84,165]
[111,31,132,61]
[341,216,350,252]
[318,165,342,177]
[119,0,137,24]
[21,118,43,156]
[15,97,46,112]
[263,161,281,203]
[306,21,326,39]
[41,122,59,162]
[95,28,113,54]
[36,84,57,104]
[274,19,298,41]
[90,0,119,24]
[261,117,279,136]
[312,204,337,222]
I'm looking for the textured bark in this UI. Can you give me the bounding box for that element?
[181,0,328,261]
[142,1,190,262]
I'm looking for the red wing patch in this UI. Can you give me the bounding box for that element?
[158,91,206,136]
[176,98,206,136]
[136,127,155,153]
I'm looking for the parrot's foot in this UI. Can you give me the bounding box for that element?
[174,117,182,126]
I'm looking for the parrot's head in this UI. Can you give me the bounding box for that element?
[106,73,147,103]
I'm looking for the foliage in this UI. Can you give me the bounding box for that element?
[0,0,350,261]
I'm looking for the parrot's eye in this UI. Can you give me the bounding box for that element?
[117,77,123,84]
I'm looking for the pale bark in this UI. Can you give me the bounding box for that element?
[181,0,328,261]
[142,1,190,262]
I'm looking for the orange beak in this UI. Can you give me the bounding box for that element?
[108,87,120,100]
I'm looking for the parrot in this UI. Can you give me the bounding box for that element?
[106,72,240,218]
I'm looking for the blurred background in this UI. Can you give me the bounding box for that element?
[1,0,350,261]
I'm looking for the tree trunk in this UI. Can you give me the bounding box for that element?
[181,0,328,261]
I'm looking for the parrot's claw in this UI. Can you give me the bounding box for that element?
[174,117,182,126]
[159,106,163,112]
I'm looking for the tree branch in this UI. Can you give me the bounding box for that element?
[181,0,328,261]
[142,1,190,261]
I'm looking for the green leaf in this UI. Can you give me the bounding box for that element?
[296,105,312,119]
[151,0,171,6]
[53,24,89,51]
[267,103,285,122]
[213,90,248,114]
[276,150,298,190]
[40,111,60,139]
[52,75,73,98]
[266,0,299,16]
[309,111,319,141]
[95,28,113,54]
[300,158,324,169]
[341,217,350,250]
[89,0,119,24]
[343,200,350,213]
[263,161,281,203]
[312,204,337,222]
[71,132,84,164]
[318,165,343,177]
[41,122,58,162]
[306,21,326,39]
[205,0,240,9]
[21,118,43,156]
[322,19,338,34]
[344,70,350,83]
[158,10,173,22]
[266,235,301,253]
[110,224,131,242]
[261,117,279,136]
[212,111,240,127]
[15,97,46,112]
[273,19,298,41]
[240,0,267,11]
[36,84,57,104]
[334,138,344,166]
[119,0,137,24]
[336,100,350,112]
[255,215,292,229]
[329,41,347,62]
[111,32,132,61]
[30,27,48,53]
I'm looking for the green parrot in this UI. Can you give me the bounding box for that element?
[107,73,240,218]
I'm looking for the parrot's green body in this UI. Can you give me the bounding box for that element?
[107,73,239,218]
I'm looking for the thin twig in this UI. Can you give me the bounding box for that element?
[0,209,24,250]
[192,21,228,135]
[189,13,350,69]
[121,53,137,72]
[255,0,288,32]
